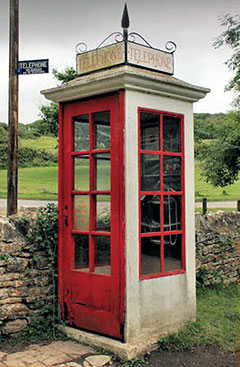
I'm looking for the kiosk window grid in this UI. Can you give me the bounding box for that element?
[139,109,185,279]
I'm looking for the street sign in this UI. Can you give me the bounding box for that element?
[17,59,49,75]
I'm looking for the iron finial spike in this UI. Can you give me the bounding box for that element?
[121,3,130,29]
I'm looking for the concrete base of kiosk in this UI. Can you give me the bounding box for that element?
[59,324,187,361]
[59,325,158,361]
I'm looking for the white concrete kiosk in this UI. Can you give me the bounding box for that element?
[42,48,209,359]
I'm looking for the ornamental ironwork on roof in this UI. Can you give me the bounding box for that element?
[75,3,177,77]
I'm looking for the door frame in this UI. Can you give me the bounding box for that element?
[58,91,126,339]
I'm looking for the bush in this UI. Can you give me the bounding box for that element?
[0,145,58,168]
[12,204,60,342]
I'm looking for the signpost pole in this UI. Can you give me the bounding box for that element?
[7,0,19,216]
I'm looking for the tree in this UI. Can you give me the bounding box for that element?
[52,66,77,84]
[39,103,59,137]
[198,14,240,187]
[198,111,240,187]
[213,14,240,108]
[37,67,78,137]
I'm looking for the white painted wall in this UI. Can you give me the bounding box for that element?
[124,88,196,344]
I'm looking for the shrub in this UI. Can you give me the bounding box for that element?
[0,145,58,168]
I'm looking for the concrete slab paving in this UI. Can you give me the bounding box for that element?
[0,340,112,367]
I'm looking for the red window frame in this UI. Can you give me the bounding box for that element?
[71,110,114,274]
[138,108,186,280]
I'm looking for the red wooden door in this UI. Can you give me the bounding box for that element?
[58,93,124,339]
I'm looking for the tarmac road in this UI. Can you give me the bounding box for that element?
[0,199,238,209]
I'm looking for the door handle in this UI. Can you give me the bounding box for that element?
[65,215,69,227]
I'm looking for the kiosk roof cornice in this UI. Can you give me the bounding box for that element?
[41,64,210,104]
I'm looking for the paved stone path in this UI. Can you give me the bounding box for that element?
[0,341,113,367]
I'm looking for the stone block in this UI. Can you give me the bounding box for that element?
[84,355,112,367]
[0,242,23,255]
[0,218,25,243]
[0,297,22,305]
[8,287,28,298]
[2,318,28,334]
[1,303,29,319]
[6,257,28,272]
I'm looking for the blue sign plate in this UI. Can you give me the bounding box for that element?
[18,59,49,75]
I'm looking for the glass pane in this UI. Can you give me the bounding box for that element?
[74,115,89,152]
[141,236,161,276]
[163,156,181,192]
[164,235,182,272]
[93,111,111,149]
[141,195,160,233]
[140,112,160,151]
[140,154,160,191]
[164,195,181,232]
[74,155,89,191]
[95,153,111,190]
[163,116,181,152]
[74,235,89,271]
[96,195,111,232]
[74,195,89,230]
[94,236,111,275]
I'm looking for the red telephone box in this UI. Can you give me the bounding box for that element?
[58,93,125,339]
[42,7,209,354]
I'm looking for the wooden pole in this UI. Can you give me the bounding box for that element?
[237,200,240,212]
[7,0,19,216]
[202,197,207,215]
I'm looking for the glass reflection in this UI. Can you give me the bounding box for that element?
[94,236,111,275]
[163,116,181,152]
[93,111,111,150]
[164,195,181,232]
[74,235,89,271]
[95,153,110,190]
[74,115,89,152]
[163,156,181,192]
[74,195,89,230]
[96,195,111,232]
[74,155,89,191]
[140,112,160,151]
[164,235,182,272]
[140,154,160,191]
[141,236,161,275]
[141,195,160,233]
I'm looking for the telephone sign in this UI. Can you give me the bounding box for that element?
[18,59,49,75]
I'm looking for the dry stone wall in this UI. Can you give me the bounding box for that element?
[195,211,240,286]
[0,216,52,336]
[0,211,239,336]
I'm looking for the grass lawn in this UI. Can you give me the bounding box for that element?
[0,163,110,200]
[0,167,58,200]
[0,160,239,201]
[159,283,239,352]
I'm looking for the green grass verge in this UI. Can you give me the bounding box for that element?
[195,208,236,214]
[159,283,239,352]
[0,163,110,200]
[0,160,240,201]
[0,167,58,200]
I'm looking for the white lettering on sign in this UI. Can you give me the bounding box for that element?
[18,59,49,75]
[127,42,173,74]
